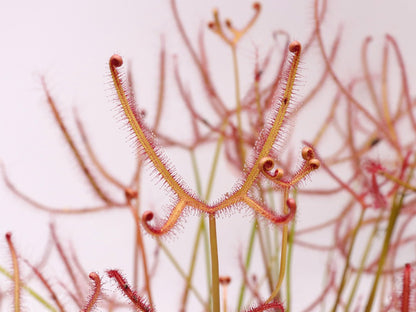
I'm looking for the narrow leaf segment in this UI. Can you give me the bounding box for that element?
[107,269,154,312]
[6,233,21,312]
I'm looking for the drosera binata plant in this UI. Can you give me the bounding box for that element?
[108,35,319,310]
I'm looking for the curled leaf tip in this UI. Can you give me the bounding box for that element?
[143,211,154,222]
[89,272,100,281]
[253,2,261,11]
[289,40,301,53]
[301,147,314,160]
[259,157,274,171]
[110,54,123,67]
[308,158,321,170]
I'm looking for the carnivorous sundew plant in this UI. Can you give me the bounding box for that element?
[1,0,416,311]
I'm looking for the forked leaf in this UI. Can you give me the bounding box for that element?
[109,41,310,235]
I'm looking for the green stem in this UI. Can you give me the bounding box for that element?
[286,190,298,312]
[130,161,153,307]
[255,185,274,293]
[202,219,212,307]
[133,161,143,289]
[180,151,206,310]
[366,156,415,311]
[364,157,415,311]
[236,220,257,311]
[257,219,274,293]
[156,238,208,308]
[231,46,246,163]
[286,212,296,312]
[137,217,153,307]
[209,215,220,312]
[205,121,227,199]
[204,121,228,311]
[331,208,365,312]
[0,266,57,312]
[364,192,405,311]
[180,218,205,311]
[268,190,280,285]
[232,42,258,310]
[266,190,290,303]
[190,150,203,196]
[345,208,383,311]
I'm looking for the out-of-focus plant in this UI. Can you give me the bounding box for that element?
[1,0,415,311]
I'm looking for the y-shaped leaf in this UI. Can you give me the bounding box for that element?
[109,41,309,235]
